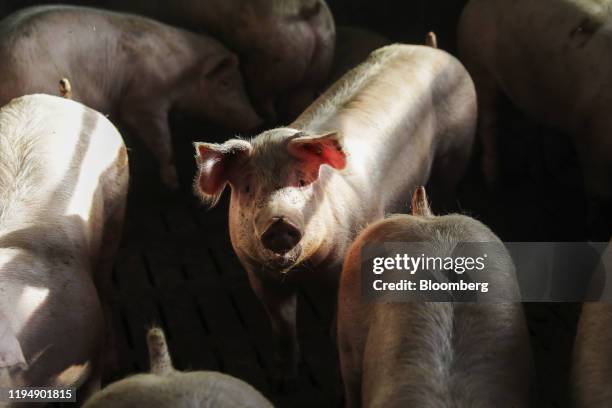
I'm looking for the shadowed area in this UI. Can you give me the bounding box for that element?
[0,1,593,407]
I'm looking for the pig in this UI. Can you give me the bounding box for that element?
[2,0,336,122]
[458,0,612,237]
[0,5,262,189]
[194,44,477,381]
[572,240,612,407]
[326,26,390,86]
[337,187,532,407]
[0,94,128,400]
[83,327,273,408]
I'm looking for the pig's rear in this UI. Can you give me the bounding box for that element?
[362,302,529,407]
[338,208,531,407]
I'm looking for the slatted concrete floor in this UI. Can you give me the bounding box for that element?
[96,100,589,408]
[98,120,343,407]
[107,196,343,407]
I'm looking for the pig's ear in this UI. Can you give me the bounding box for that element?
[287,131,346,170]
[194,139,252,207]
[202,53,239,86]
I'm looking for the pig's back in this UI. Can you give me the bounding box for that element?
[0,95,123,389]
[83,371,274,408]
[296,44,472,134]
[0,6,132,111]
[0,94,124,238]
[460,0,612,131]
[340,215,530,406]
[294,45,475,210]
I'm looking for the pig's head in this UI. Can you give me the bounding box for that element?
[228,0,336,121]
[175,51,263,132]
[194,127,346,275]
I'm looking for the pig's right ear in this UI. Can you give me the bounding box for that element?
[194,140,252,207]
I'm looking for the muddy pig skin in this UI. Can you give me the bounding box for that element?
[0,5,262,189]
[337,187,532,408]
[0,94,128,402]
[458,0,612,236]
[84,328,273,408]
[573,240,612,407]
[194,45,476,379]
[2,0,336,122]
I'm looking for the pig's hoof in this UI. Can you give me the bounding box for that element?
[161,167,179,191]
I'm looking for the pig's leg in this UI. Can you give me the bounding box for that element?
[123,110,178,190]
[247,271,299,387]
[476,75,503,187]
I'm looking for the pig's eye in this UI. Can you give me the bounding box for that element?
[299,179,306,187]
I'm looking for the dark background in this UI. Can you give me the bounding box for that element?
[0,0,588,406]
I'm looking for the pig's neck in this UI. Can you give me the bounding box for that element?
[307,169,377,271]
[118,25,206,111]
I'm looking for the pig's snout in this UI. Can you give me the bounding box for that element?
[260,217,302,254]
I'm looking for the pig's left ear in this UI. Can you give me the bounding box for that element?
[194,139,252,207]
[287,132,346,170]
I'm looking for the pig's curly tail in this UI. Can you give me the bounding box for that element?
[147,327,174,375]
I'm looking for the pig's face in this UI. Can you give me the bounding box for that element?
[176,53,262,132]
[194,128,346,274]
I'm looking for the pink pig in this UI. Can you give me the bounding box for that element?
[194,44,477,381]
